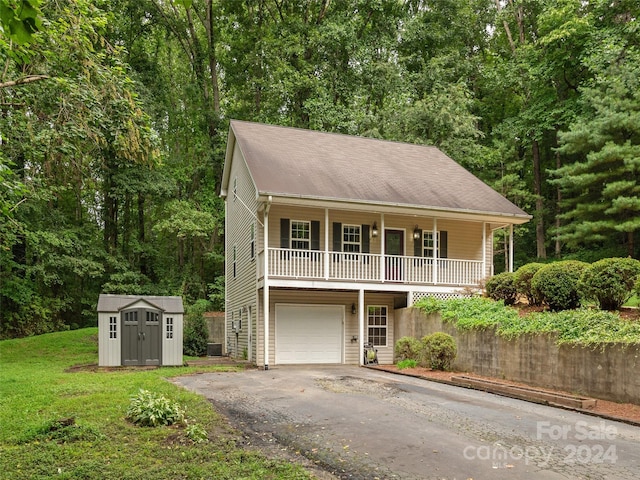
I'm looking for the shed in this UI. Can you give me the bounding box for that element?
[97,294,184,366]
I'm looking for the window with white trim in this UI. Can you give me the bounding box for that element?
[233,177,237,201]
[233,245,237,278]
[367,305,388,347]
[423,231,440,258]
[342,224,361,253]
[109,316,117,339]
[290,220,310,250]
[250,223,255,260]
[166,317,174,339]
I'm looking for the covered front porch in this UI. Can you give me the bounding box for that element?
[262,248,485,286]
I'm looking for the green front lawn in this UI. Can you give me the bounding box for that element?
[0,329,311,480]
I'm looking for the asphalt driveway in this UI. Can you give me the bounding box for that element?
[174,366,640,480]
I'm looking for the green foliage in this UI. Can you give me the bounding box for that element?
[514,263,545,305]
[183,299,210,357]
[185,422,208,444]
[396,359,418,370]
[485,272,518,305]
[580,258,640,310]
[413,296,442,315]
[438,297,519,331]
[425,297,640,347]
[126,389,185,427]
[394,336,422,362]
[531,261,588,311]
[0,0,43,45]
[0,329,310,479]
[420,332,457,371]
[23,418,104,444]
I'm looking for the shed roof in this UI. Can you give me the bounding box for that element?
[97,295,184,313]
[224,120,529,221]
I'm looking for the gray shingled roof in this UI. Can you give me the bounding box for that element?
[97,295,184,313]
[230,120,529,220]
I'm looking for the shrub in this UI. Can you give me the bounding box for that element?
[421,332,457,371]
[396,359,418,370]
[531,261,588,311]
[579,257,640,311]
[485,272,517,305]
[185,423,209,444]
[394,336,422,361]
[514,263,545,305]
[183,299,210,357]
[126,389,185,427]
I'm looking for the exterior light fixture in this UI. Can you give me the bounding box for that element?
[351,303,357,315]
[413,225,421,240]
[371,221,378,238]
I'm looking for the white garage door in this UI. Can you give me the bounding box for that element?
[275,304,343,364]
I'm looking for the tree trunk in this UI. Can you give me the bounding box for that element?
[555,150,562,257]
[532,139,546,259]
[138,193,147,276]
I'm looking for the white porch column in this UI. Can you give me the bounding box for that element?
[433,217,438,284]
[380,214,385,282]
[509,224,514,273]
[358,288,365,366]
[482,222,487,279]
[324,208,329,280]
[263,207,270,370]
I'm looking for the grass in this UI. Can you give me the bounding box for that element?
[415,297,640,347]
[0,329,312,480]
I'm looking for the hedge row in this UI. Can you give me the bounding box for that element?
[485,257,640,311]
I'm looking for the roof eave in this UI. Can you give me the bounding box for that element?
[258,192,532,225]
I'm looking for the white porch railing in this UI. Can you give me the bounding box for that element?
[267,248,483,286]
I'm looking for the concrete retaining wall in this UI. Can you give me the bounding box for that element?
[395,307,640,404]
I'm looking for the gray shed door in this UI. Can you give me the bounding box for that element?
[121,308,162,366]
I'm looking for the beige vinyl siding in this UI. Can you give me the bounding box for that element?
[261,290,396,365]
[226,143,259,360]
[269,207,486,262]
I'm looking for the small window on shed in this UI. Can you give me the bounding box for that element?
[166,317,174,339]
[109,316,117,339]
[233,177,237,201]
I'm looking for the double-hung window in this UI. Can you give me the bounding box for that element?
[423,231,440,258]
[343,224,361,259]
[367,306,388,347]
[291,220,310,250]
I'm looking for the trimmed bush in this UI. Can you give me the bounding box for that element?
[421,332,457,371]
[579,257,640,311]
[183,299,210,357]
[514,263,545,305]
[531,260,588,311]
[485,272,517,305]
[394,336,422,361]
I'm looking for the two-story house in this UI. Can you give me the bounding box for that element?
[220,120,530,368]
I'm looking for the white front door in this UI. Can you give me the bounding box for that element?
[275,304,343,364]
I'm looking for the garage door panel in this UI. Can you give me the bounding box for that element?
[276,305,343,364]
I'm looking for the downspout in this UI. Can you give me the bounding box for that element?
[224,193,229,356]
[263,196,272,370]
